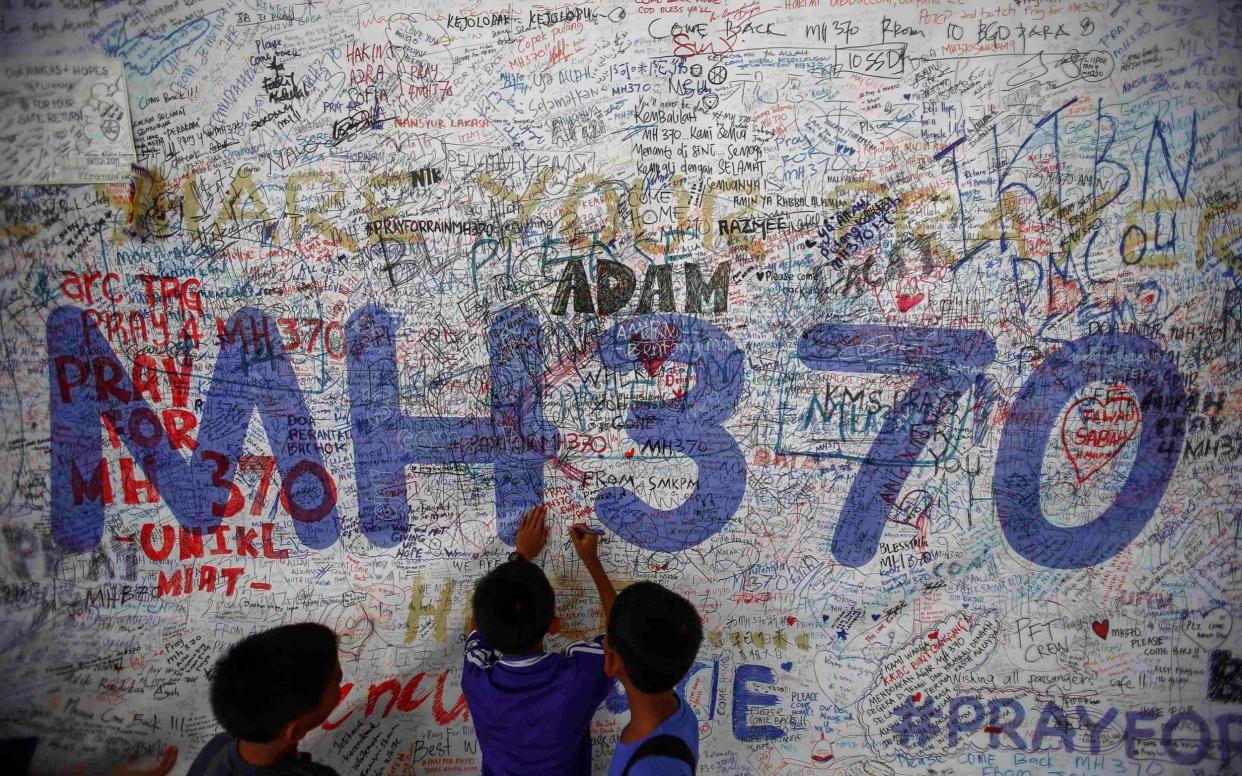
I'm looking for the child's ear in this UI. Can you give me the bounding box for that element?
[548,615,562,636]
[284,716,310,744]
[604,649,623,680]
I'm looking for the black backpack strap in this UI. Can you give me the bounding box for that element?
[621,734,697,776]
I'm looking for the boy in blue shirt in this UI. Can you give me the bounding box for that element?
[188,623,343,775]
[605,582,703,776]
[462,505,618,775]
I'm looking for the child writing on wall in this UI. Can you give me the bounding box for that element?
[187,622,343,775]
[461,504,618,775]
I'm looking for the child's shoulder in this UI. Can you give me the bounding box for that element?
[284,759,343,776]
[465,631,605,671]
[249,755,343,776]
[560,634,605,659]
[464,630,498,670]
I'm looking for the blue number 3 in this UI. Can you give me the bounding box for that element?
[596,315,746,552]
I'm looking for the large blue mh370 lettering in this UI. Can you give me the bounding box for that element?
[48,305,1185,569]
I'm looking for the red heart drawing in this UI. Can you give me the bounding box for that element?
[912,692,922,702]
[927,630,939,640]
[629,324,679,377]
[786,616,797,626]
[1091,620,1109,639]
[1060,389,1141,484]
[624,449,635,459]
[896,292,924,312]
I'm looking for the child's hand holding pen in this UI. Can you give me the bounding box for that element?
[568,523,617,617]
[568,523,603,562]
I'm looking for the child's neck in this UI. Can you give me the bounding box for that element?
[506,640,545,657]
[238,737,298,767]
[620,688,680,744]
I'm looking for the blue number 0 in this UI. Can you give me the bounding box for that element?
[995,333,1187,568]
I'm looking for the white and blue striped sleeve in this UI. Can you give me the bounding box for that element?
[464,629,497,672]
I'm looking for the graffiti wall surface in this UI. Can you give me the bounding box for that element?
[1,0,1240,772]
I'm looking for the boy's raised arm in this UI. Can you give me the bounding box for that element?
[514,504,550,562]
[569,524,617,622]
[468,504,548,634]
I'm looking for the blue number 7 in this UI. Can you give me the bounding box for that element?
[797,324,996,567]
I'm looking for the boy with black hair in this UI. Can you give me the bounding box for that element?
[188,622,343,775]
[462,504,618,775]
[604,581,704,776]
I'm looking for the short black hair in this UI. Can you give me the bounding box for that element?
[209,623,338,742]
[608,582,702,694]
[472,560,555,654]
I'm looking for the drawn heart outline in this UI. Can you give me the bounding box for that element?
[1182,607,1233,650]
[628,323,679,377]
[1060,389,1141,484]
